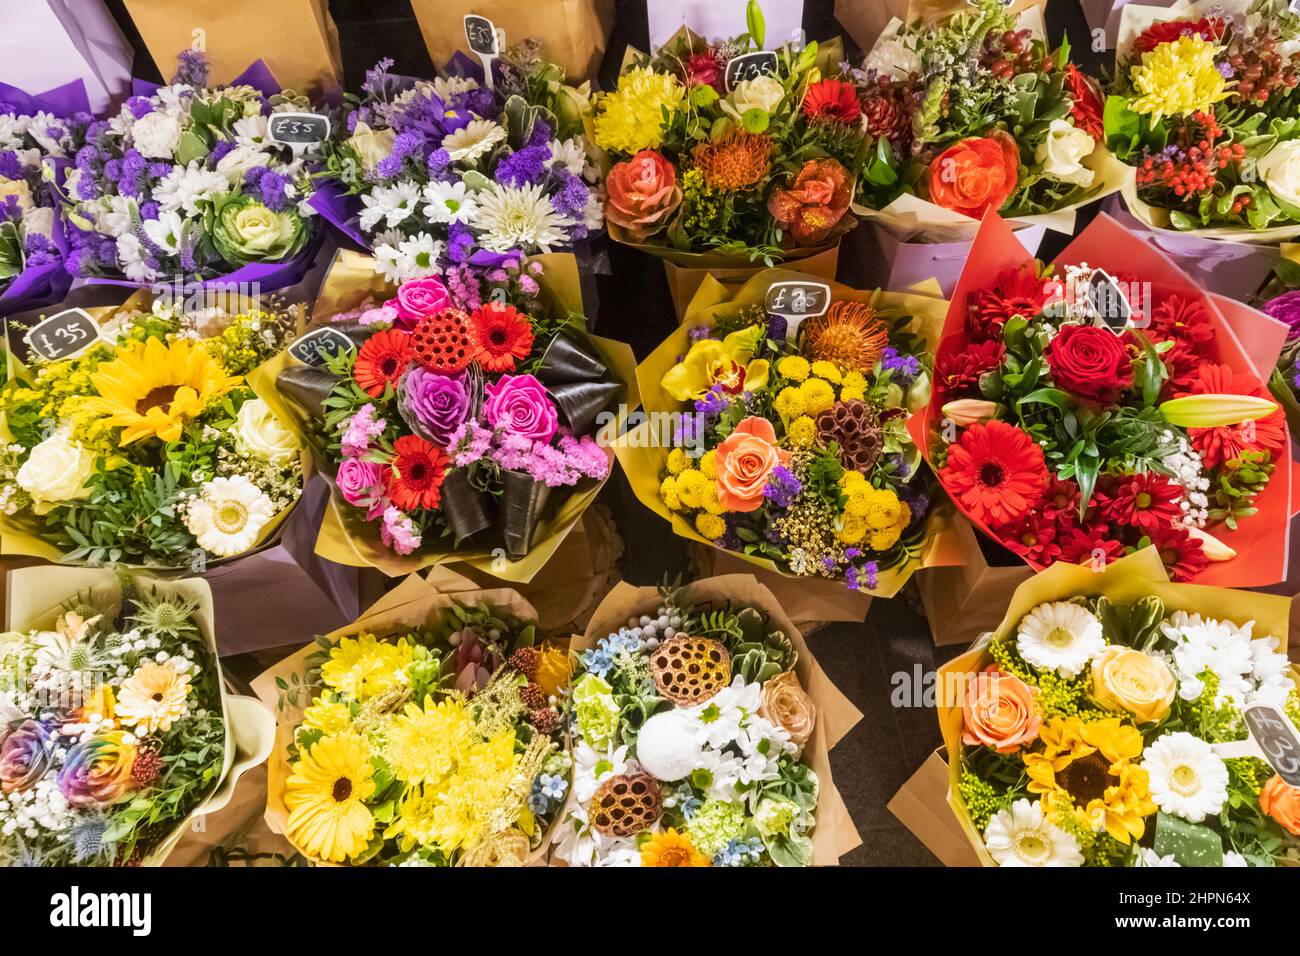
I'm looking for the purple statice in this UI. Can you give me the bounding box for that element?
[450,86,496,119]
[889,453,911,480]
[906,492,929,520]
[0,151,24,181]
[22,234,59,267]
[526,117,552,150]
[446,220,474,264]
[766,314,788,341]
[380,506,422,555]
[693,384,731,418]
[762,465,802,508]
[361,58,398,99]
[687,325,717,342]
[550,170,590,225]
[448,419,493,467]
[64,230,115,277]
[371,130,428,182]
[881,346,920,383]
[0,195,20,224]
[340,404,387,459]
[494,143,551,188]
[208,140,236,166]
[72,145,104,199]
[172,49,210,87]
[112,149,150,199]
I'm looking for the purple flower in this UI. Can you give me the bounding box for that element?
[693,384,730,418]
[172,49,210,87]
[399,367,471,445]
[766,314,788,341]
[494,144,551,188]
[0,151,24,180]
[483,374,558,443]
[907,493,929,519]
[1262,290,1300,340]
[762,465,802,508]
[447,220,474,263]
[881,346,920,382]
[0,719,51,794]
[449,419,493,467]
[550,170,589,219]
[340,404,387,458]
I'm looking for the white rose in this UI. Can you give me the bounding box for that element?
[130,110,182,160]
[1036,119,1096,188]
[16,428,96,513]
[347,122,397,173]
[1258,140,1300,208]
[235,398,298,464]
[721,75,785,123]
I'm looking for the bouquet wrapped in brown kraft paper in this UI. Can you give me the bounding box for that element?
[250,249,637,584]
[834,0,1048,54]
[615,266,963,622]
[551,575,862,866]
[121,0,343,97]
[254,572,574,866]
[0,566,274,866]
[936,548,1300,867]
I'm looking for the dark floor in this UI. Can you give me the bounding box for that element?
[101,0,1103,865]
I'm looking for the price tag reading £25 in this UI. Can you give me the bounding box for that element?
[24,308,102,361]
[764,280,830,339]
[289,327,354,367]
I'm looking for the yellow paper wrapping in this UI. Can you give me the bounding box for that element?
[248,249,639,583]
[3,566,275,866]
[253,573,561,866]
[614,266,963,600]
[568,576,863,865]
[935,547,1296,866]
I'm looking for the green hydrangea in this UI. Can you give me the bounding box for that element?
[686,800,747,858]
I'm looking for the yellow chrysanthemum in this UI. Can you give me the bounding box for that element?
[82,337,242,445]
[810,360,841,383]
[787,415,816,448]
[698,450,717,480]
[773,386,805,420]
[301,698,353,736]
[695,512,726,540]
[593,67,685,154]
[1024,716,1156,845]
[386,696,477,786]
[641,827,711,866]
[659,474,682,510]
[700,487,725,515]
[284,734,376,863]
[864,487,906,530]
[839,515,867,545]
[114,661,190,734]
[1129,36,1230,123]
[842,371,867,391]
[798,378,836,416]
[845,489,870,518]
[666,448,689,475]
[776,355,811,382]
[319,633,414,702]
[534,645,572,699]
[839,386,865,403]
[675,468,711,509]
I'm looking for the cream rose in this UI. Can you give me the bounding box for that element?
[347,122,397,174]
[759,671,816,746]
[1090,645,1176,724]
[130,110,182,160]
[1258,140,1300,208]
[1036,119,1095,188]
[16,428,96,513]
[235,398,298,464]
[721,75,785,123]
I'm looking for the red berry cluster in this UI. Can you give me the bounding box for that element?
[978,28,1045,78]
[1226,29,1300,105]
[1135,112,1247,204]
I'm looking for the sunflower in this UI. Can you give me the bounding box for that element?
[384,434,449,512]
[800,302,890,373]
[470,302,534,373]
[1024,716,1156,845]
[284,734,376,863]
[938,420,1049,530]
[640,827,711,867]
[114,661,191,734]
[354,329,414,398]
[84,337,242,445]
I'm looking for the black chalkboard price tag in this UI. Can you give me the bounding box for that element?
[289,327,354,367]
[765,280,831,340]
[24,308,101,361]
[268,112,331,148]
[1086,268,1132,334]
[463,14,500,56]
[724,51,779,91]
[1243,703,1300,787]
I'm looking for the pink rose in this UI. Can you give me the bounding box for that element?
[391,277,452,329]
[483,374,558,444]
[337,457,384,515]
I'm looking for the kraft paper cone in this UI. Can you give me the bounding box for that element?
[122,0,343,96]
[888,749,983,866]
[662,245,840,322]
[572,576,863,865]
[4,566,275,866]
[916,514,1033,647]
[934,548,1294,866]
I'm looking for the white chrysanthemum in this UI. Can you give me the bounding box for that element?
[441,119,506,163]
[432,75,479,102]
[473,181,575,253]
[130,110,182,160]
[984,799,1083,867]
[421,180,478,224]
[142,209,184,254]
[115,234,157,282]
[1160,611,1280,707]
[358,180,423,232]
[26,112,69,157]
[184,475,275,557]
[373,232,443,284]
[152,161,229,216]
[635,710,703,781]
[232,114,270,149]
[861,31,922,82]
[215,144,271,182]
[1015,601,1105,678]
[550,136,591,178]
[1134,848,1180,867]
[1143,732,1228,823]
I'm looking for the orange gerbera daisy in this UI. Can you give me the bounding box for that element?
[1175,363,1286,469]
[939,420,1049,530]
[470,302,535,372]
[691,131,772,191]
[384,434,449,511]
[802,78,861,124]
[640,828,711,867]
[354,329,414,398]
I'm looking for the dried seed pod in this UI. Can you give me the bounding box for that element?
[589,773,662,837]
[816,399,883,473]
[650,635,731,705]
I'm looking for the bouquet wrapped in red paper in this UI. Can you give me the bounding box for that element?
[912,212,1300,587]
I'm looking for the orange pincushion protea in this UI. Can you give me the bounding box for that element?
[691,131,772,191]
[800,301,890,373]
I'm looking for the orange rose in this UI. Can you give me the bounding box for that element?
[714,416,791,512]
[961,666,1040,753]
[927,131,1020,218]
[767,158,852,245]
[1260,774,1300,836]
[759,671,816,746]
[605,150,682,242]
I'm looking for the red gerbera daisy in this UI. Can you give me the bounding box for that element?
[354,329,414,398]
[470,302,535,373]
[384,434,449,512]
[1158,338,1208,398]
[1144,294,1215,352]
[1147,526,1209,582]
[938,420,1049,529]
[1133,17,1225,54]
[1096,472,1183,533]
[1063,63,1104,140]
[935,339,1004,399]
[965,264,1058,341]
[801,78,862,124]
[1005,514,1061,566]
[1175,364,1286,469]
[1057,522,1124,568]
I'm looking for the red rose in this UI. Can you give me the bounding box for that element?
[927,131,1020,218]
[1044,324,1133,405]
[605,150,682,242]
[1064,63,1104,140]
[935,339,1004,399]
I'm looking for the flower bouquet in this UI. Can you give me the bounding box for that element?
[1259,247,1300,436]
[60,52,322,289]
[0,566,274,866]
[1106,0,1300,242]
[617,267,953,601]
[314,48,600,285]
[552,575,861,866]
[849,0,1126,245]
[0,81,89,314]
[915,210,1300,587]
[258,249,634,580]
[256,572,572,866]
[0,292,305,567]
[937,548,1300,867]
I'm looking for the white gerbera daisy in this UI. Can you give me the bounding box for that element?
[441,119,506,163]
[984,799,1083,867]
[473,181,575,253]
[1142,732,1228,823]
[185,475,274,558]
[358,181,422,232]
[1134,848,1180,867]
[1016,601,1105,678]
[432,75,479,102]
[421,180,478,224]
[374,232,443,284]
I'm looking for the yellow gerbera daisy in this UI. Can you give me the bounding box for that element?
[641,828,711,867]
[1024,716,1156,845]
[284,734,376,863]
[83,337,242,445]
[114,661,190,733]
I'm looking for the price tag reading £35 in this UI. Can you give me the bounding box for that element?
[764,280,830,339]
[1213,702,1300,786]
[268,112,331,150]
[24,308,103,361]
[724,51,779,91]
[464,14,502,89]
